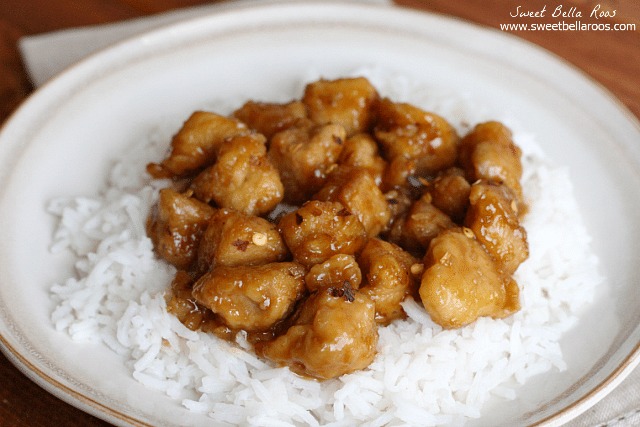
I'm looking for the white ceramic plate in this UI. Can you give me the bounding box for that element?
[1,2,639,426]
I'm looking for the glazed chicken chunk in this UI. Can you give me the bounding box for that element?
[374,98,459,180]
[165,270,207,331]
[313,166,391,237]
[192,262,306,332]
[256,284,378,380]
[147,111,248,178]
[278,200,367,268]
[147,188,215,270]
[196,208,289,273]
[464,182,528,274]
[302,77,379,137]
[232,100,307,138]
[381,156,418,191]
[337,133,387,185]
[426,167,472,223]
[269,121,346,204]
[358,238,419,324]
[190,133,284,216]
[382,187,415,231]
[459,121,523,202]
[387,192,455,254]
[419,228,520,329]
[304,254,362,293]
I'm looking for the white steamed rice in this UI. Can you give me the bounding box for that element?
[47,70,602,426]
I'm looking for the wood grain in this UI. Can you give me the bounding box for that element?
[0,1,638,426]
[395,0,640,117]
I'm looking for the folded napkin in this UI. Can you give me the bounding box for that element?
[16,1,639,426]
[566,365,640,426]
[19,2,226,87]
[19,0,391,87]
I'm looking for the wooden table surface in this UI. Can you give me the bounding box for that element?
[0,0,638,425]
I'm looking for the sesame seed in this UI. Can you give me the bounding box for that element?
[463,227,475,239]
[252,232,268,246]
[410,263,424,276]
[440,251,452,265]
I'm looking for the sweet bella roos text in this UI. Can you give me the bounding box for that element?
[510,4,617,19]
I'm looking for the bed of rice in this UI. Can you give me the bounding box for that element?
[47,70,602,426]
